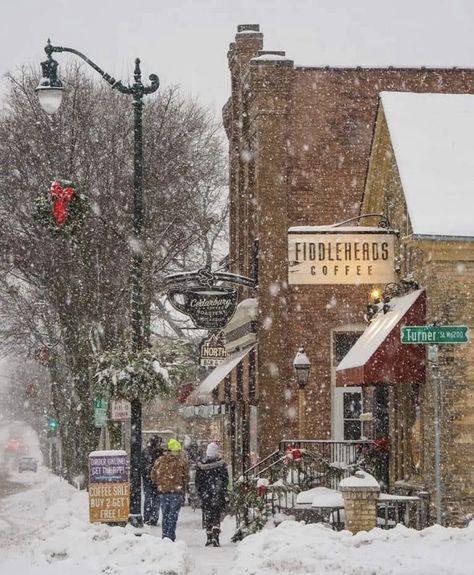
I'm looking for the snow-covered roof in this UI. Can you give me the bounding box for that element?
[89,450,127,457]
[336,289,424,371]
[289,226,391,233]
[251,54,292,62]
[380,91,474,239]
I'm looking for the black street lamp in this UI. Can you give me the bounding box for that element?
[293,347,311,438]
[36,40,160,527]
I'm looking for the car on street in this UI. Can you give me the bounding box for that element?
[18,456,38,473]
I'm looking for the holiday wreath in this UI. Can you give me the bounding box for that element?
[35,179,89,237]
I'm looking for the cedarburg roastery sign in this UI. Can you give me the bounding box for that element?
[165,267,255,330]
[288,227,396,285]
[168,288,237,329]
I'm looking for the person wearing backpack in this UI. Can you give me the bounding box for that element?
[195,442,229,547]
[151,438,189,541]
[141,435,163,525]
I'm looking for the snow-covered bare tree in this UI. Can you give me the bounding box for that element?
[0,64,227,481]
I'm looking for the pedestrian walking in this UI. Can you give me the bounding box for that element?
[150,438,189,541]
[195,442,229,547]
[141,435,163,525]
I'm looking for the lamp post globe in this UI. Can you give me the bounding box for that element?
[293,347,310,439]
[36,85,64,115]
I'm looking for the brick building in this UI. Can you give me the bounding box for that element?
[191,25,474,516]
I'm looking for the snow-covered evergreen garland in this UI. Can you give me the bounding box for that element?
[94,348,171,403]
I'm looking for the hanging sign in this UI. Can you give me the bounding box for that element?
[110,399,131,421]
[89,450,130,523]
[200,331,227,367]
[165,267,255,330]
[288,227,396,285]
[168,288,238,329]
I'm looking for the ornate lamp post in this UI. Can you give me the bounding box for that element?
[36,40,160,527]
[293,347,311,439]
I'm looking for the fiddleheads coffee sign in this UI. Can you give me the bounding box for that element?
[165,267,255,329]
[288,225,396,285]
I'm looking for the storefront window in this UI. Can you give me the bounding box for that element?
[343,392,362,440]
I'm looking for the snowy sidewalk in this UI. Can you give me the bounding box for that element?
[1,467,473,575]
[148,506,237,575]
[0,467,236,575]
[0,469,187,574]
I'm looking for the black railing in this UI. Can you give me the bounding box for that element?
[237,440,426,533]
[245,440,385,489]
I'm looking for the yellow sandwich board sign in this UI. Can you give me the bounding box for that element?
[89,450,129,523]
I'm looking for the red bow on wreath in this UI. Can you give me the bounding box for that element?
[50,181,75,226]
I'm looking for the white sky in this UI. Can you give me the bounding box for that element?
[1,0,474,113]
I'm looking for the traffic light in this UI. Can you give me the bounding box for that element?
[48,417,59,431]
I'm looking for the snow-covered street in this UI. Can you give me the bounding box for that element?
[1,465,473,575]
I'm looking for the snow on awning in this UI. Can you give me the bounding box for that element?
[186,345,256,406]
[336,289,426,387]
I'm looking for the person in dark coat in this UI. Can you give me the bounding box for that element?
[141,435,164,525]
[195,442,229,547]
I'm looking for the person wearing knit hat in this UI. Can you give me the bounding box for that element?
[141,435,164,526]
[150,438,188,541]
[167,438,182,452]
[195,442,229,547]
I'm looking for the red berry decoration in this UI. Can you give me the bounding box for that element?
[50,180,76,225]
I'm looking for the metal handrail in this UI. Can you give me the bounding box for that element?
[280,439,375,447]
[244,449,281,476]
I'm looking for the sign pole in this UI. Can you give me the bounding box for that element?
[298,388,306,439]
[429,344,443,525]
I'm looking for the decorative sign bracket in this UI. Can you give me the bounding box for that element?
[333,212,391,229]
[165,267,256,289]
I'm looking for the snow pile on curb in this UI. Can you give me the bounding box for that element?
[0,471,187,575]
[231,519,474,575]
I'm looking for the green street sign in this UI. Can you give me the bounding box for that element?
[401,325,469,344]
[93,398,108,428]
[94,398,107,410]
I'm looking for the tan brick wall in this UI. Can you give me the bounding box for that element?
[364,111,474,525]
[420,256,474,525]
[341,488,380,533]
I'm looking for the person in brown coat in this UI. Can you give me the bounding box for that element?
[150,438,189,541]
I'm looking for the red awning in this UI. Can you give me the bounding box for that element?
[336,289,426,386]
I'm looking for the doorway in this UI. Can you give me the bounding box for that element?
[331,330,364,441]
